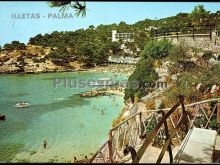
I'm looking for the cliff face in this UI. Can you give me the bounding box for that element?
[0,45,84,74]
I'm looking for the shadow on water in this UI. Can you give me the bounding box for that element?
[32,94,90,113]
[6,93,30,98]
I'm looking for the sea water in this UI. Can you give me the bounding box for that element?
[0,71,128,162]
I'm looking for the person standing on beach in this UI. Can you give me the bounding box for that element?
[43,140,48,149]
[84,155,88,162]
[73,157,77,163]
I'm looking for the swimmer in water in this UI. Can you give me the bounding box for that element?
[101,110,104,115]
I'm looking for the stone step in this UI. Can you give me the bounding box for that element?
[122,144,170,163]
[139,145,170,163]
[173,128,217,164]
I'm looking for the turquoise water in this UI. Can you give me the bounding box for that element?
[0,71,128,162]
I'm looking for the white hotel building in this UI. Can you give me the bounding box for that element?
[112,30,134,42]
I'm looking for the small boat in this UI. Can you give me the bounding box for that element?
[15,102,31,108]
[0,114,6,120]
[54,97,63,101]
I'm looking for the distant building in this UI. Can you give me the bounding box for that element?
[145,26,158,31]
[112,30,134,42]
[108,56,140,64]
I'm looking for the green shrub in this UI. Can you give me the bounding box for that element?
[141,39,173,59]
[3,41,26,51]
[124,58,159,101]
[168,42,189,62]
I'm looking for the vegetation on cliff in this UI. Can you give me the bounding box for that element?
[124,58,159,101]
[3,41,26,51]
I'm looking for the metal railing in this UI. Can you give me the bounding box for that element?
[152,25,216,40]
[86,96,220,163]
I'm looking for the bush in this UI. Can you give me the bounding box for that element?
[124,58,159,101]
[168,42,189,62]
[3,41,26,50]
[141,39,173,59]
[164,63,220,103]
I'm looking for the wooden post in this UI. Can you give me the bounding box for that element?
[180,95,189,133]
[217,100,220,135]
[108,131,113,163]
[139,112,144,136]
[192,26,195,40]
[158,110,173,163]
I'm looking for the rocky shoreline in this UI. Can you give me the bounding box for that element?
[0,68,89,75]
[0,45,135,75]
[79,87,125,98]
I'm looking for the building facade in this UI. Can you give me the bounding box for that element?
[112,30,134,42]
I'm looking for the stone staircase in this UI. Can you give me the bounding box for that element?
[123,144,170,163]
[123,128,220,164]
[173,128,218,164]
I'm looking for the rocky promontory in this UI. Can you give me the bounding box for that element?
[0,45,85,74]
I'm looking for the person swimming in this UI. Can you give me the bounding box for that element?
[101,110,104,115]
[43,140,48,149]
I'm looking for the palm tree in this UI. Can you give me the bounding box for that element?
[48,1,87,17]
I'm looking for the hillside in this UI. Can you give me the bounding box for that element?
[0,45,85,74]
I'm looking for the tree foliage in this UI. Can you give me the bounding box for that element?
[168,40,189,62]
[124,58,159,101]
[48,1,86,17]
[141,39,173,59]
[3,41,26,51]
[189,5,210,27]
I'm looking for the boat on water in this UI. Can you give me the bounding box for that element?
[89,78,118,86]
[0,114,6,120]
[15,102,31,108]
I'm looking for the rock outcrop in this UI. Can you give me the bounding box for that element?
[0,45,84,74]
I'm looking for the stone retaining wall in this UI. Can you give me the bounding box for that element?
[156,31,220,54]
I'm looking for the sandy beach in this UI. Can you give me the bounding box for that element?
[88,64,135,76]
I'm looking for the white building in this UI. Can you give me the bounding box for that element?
[108,56,140,64]
[145,26,158,31]
[112,30,134,42]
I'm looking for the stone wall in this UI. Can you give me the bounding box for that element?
[156,31,220,54]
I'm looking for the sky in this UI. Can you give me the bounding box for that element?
[0,1,219,46]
